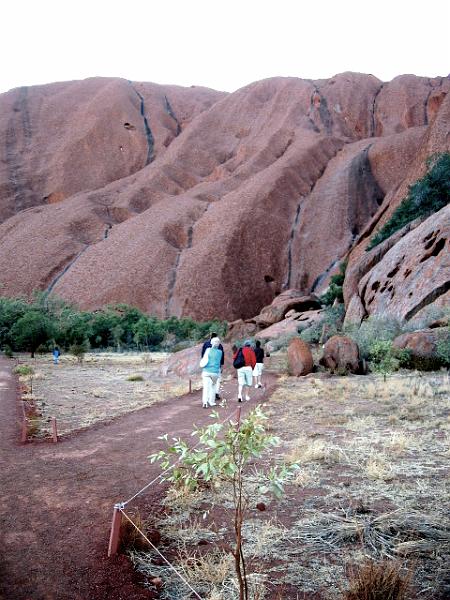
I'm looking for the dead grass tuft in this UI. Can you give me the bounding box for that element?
[120,511,150,552]
[344,559,412,600]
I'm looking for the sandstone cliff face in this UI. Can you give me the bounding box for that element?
[0,74,448,321]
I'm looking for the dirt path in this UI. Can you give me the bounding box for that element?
[0,357,278,600]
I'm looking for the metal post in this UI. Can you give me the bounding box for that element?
[108,504,123,556]
[51,417,58,443]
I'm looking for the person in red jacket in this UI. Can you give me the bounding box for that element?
[234,339,256,402]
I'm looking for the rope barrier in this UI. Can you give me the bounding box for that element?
[120,509,203,600]
[122,401,241,507]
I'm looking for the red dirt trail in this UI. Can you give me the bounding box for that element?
[0,357,278,600]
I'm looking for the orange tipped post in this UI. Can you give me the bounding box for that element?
[108,504,123,557]
[51,417,58,443]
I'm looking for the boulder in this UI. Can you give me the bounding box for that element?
[287,338,313,376]
[393,329,448,369]
[159,343,233,378]
[255,291,321,328]
[255,318,299,345]
[225,319,257,342]
[320,335,360,374]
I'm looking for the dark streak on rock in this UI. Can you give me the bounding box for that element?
[164,95,182,136]
[405,281,450,321]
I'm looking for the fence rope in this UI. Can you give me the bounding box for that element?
[122,402,241,507]
[120,509,203,600]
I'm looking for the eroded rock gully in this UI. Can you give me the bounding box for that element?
[0,73,448,321]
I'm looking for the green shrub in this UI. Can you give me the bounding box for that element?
[436,331,450,366]
[345,317,402,360]
[367,152,450,250]
[3,344,13,358]
[127,374,144,382]
[320,261,347,306]
[368,340,410,378]
[69,341,89,363]
[301,305,345,344]
[13,365,34,376]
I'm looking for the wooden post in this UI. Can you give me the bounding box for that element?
[20,417,27,443]
[189,378,192,394]
[51,417,58,443]
[108,504,123,557]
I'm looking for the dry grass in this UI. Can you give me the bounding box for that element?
[365,455,394,481]
[344,560,412,600]
[16,352,197,437]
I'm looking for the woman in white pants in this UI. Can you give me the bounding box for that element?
[199,337,223,408]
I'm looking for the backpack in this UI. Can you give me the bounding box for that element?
[233,348,245,369]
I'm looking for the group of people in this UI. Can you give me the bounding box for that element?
[199,332,265,408]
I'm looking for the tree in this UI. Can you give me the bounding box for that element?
[10,311,54,357]
[150,407,297,600]
[133,316,165,349]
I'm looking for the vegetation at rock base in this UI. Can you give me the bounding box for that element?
[320,261,347,306]
[0,292,226,356]
[367,152,450,250]
[300,304,345,344]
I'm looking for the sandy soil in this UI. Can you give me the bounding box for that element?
[16,352,201,437]
[130,366,450,599]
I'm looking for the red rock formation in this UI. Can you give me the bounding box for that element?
[0,74,448,321]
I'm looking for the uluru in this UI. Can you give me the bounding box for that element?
[0,72,449,323]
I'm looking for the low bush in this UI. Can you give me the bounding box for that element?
[368,152,450,250]
[301,305,345,344]
[320,261,347,306]
[3,344,13,358]
[367,340,410,378]
[13,365,34,376]
[127,374,144,382]
[345,317,402,360]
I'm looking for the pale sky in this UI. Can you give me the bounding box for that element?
[2,0,449,94]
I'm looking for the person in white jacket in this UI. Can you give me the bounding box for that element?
[199,337,223,408]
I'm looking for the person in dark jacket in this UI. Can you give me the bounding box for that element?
[201,332,224,400]
[253,340,265,388]
[233,340,256,402]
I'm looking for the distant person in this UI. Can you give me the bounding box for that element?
[233,340,256,402]
[201,332,224,401]
[253,340,265,388]
[52,346,61,365]
[199,337,223,408]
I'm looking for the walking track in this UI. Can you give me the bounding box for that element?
[0,357,278,600]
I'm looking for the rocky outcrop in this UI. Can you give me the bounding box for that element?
[0,74,448,322]
[287,338,313,376]
[320,336,360,374]
[355,205,450,322]
[253,291,321,328]
[393,329,448,369]
[344,84,450,319]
